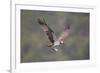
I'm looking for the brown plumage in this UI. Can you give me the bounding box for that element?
[38,17,70,51]
[37,17,55,45]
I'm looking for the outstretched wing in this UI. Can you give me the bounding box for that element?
[56,24,70,43]
[38,17,56,44]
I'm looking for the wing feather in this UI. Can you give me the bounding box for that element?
[56,24,70,42]
[38,17,56,43]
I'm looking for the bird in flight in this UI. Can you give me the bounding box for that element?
[38,17,70,51]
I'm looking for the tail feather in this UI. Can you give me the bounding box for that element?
[53,47,58,51]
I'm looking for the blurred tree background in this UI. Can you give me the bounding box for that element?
[21,10,89,63]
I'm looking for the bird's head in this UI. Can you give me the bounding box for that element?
[60,41,64,44]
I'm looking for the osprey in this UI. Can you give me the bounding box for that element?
[38,17,70,51]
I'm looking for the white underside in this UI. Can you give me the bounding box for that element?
[54,41,60,46]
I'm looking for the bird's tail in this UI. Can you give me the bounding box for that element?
[53,47,59,51]
[53,46,62,52]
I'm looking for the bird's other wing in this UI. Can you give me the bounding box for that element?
[56,24,70,43]
[38,17,56,44]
